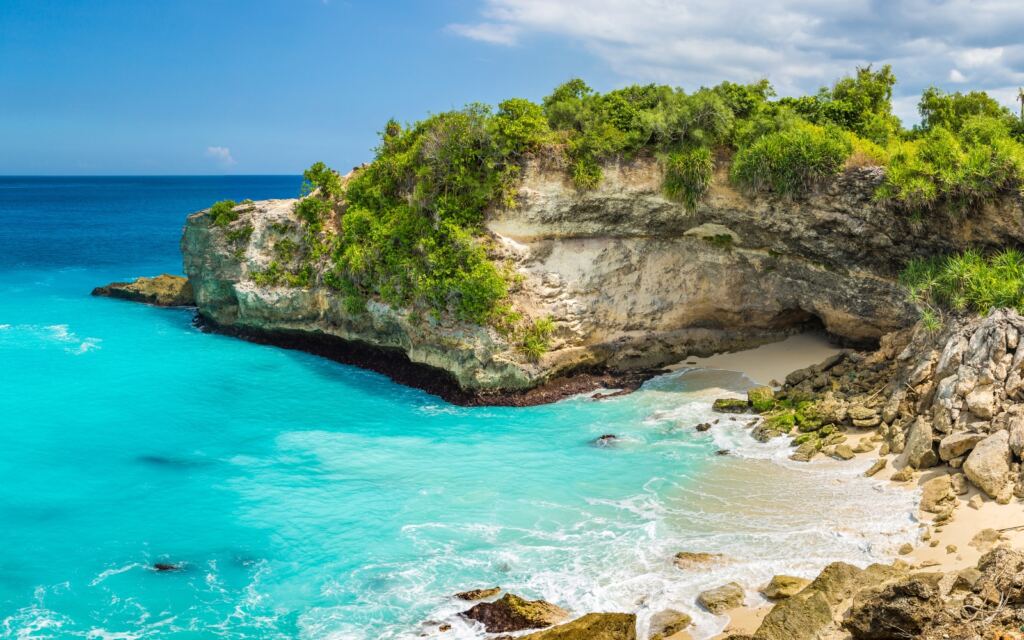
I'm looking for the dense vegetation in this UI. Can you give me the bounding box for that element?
[902,250,1024,324]
[209,69,1024,341]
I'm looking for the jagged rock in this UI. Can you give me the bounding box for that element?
[920,475,956,513]
[864,458,886,477]
[761,575,811,599]
[1010,414,1024,458]
[695,422,712,432]
[996,481,1014,504]
[968,494,983,509]
[843,578,946,639]
[697,582,744,614]
[963,430,1012,498]
[968,528,1005,552]
[890,467,914,482]
[648,609,691,640]
[752,562,905,640]
[950,472,968,495]
[713,398,750,413]
[92,274,195,306]
[518,613,636,640]
[901,417,937,469]
[455,587,501,601]
[672,551,724,569]
[937,432,985,461]
[461,593,568,632]
[591,434,618,447]
[898,543,913,555]
[848,405,878,422]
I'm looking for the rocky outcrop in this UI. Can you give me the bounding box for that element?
[454,587,501,601]
[178,160,1024,401]
[92,274,194,306]
[461,593,568,632]
[515,613,636,640]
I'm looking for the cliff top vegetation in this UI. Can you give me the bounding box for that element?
[212,67,1024,341]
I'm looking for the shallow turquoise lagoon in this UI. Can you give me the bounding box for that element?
[0,177,917,639]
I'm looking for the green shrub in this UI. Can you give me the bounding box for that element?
[295,196,332,226]
[917,87,1016,133]
[209,199,239,227]
[491,98,551,155]
[301,161,343,199]
[877,119,1024,212]
[730,121,852,195]
[662,147,714,210]
[901,249,1024,315]
[519,316,555,361]
[274,237,298,262]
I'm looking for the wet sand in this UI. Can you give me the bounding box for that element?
[673,332,841,386]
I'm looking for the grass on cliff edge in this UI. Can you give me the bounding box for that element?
[902,249,1024,317]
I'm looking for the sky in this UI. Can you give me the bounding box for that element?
[2,0,1024,175]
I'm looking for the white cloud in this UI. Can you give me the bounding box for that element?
[448,22,520,45]
[451,0,1024,123]
[205,146,236,167]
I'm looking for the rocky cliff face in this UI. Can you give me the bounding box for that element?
[181,158,1024,401]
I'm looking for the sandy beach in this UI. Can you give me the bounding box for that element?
[673,332,842,386]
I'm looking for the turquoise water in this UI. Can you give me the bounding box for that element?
[0,177,918,639]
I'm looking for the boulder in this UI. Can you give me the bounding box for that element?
[92,274,195,307]
[697,582,744,614]
[760,575,811,599]
[455,587,501,601]
[648,609,691,640]
[937,432,985,461]
[919,475,956,513]
[963,430,1012,498]
[461,593,568,632]
[518,613,636,640]
[965,383,995,419]
[832,444,855,460]
[752,590,833,640]
[790,441,818,462]
[900,417,937,469]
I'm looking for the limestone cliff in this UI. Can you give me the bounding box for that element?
[181,158,1024,402]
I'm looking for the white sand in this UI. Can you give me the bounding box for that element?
[673,332,842,386]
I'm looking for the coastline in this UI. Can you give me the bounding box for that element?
[708,437,1024,640]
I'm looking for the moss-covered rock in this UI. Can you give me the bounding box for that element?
[92,274,195,307]
[713,398,751,413]
[518,613,636,640]
[461,593,568,632]
[748,386,776,412]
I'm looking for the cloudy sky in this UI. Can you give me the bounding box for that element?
[3,0,1023,174]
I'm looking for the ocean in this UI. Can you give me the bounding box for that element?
[0,176,918,639]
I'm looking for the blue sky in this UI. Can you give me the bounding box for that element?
[3,0,1024,175]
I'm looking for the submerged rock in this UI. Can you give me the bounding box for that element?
[517,613,636,640]
[92,274,194,307]
[591,434,618,447]
[648,609,691,639]
[461,593,568,632]
[673,551,725,569]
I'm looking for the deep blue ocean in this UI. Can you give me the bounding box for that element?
[0,177,917,639]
